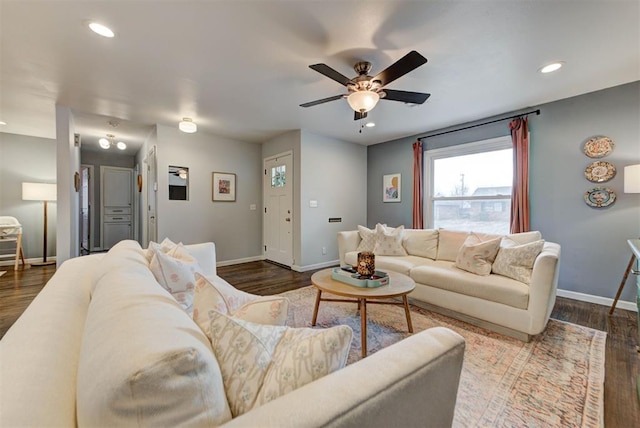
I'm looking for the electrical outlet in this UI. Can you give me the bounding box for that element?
[322,247,327,255]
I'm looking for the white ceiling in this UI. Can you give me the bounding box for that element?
[1,1,638,154]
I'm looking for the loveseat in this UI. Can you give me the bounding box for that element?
[1,240,466,427]
[338,226,561,341]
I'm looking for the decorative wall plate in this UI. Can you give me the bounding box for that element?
[583,136,614,158]
[584,187,616,208]
[584,161,616,182]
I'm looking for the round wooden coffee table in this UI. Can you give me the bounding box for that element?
[310,268,416,358]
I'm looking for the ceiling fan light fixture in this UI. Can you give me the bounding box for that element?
[179,117,197,133]
[347,91,380,113]
[116,141,127,150]
[99,137,111,149]
[88,22,115,38]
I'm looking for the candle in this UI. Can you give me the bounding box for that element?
[357,251,375,277]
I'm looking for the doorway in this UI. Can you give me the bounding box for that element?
[263,151,293,267]
[146,145,158,244]
[79,164,94,255]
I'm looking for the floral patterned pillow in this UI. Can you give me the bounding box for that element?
[492,240,545,284]
[149,244,200,312]
[193,273,289,335]
[373,224,407,256]
[205,310,352,417]
[455,234,502,276]
[145,237,177,263]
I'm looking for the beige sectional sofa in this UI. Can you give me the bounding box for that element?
[338,227,561,341]
[1,240,466,427]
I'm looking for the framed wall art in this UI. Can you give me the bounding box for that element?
[212,172,236,202]
[383,173,401,203]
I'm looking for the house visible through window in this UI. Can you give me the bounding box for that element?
[425,136,512,234]
[271,165,286,188]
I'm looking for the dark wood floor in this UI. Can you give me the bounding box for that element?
[1,261,638,426]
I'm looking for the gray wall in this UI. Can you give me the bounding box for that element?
[81,150,135,249]
[367,81,640,302]
[155,124,263,262]
[0,132,57,260]
[300,130,367,268]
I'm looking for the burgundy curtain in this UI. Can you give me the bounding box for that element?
[412,140,424,229]
[509,117,530,233]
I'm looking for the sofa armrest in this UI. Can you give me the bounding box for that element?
[527,242,561,334]
[337,231,360,266]
[222,327,465,428]
[185,242,217,276]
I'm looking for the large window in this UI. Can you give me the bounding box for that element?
[425,136,512,234]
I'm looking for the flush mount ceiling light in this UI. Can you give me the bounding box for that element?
[347,90,380,113]
[539,62,564,74]
[88,22,115,38]
[99,134,126,150]
[179,117,197,133]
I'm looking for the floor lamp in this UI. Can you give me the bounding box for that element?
[22,182,57,266]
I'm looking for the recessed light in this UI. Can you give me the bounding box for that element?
[539,62,564,74]
[365,122,376,128]
[88,22,115,38]
[179,117,197,133]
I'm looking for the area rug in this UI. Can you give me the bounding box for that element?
[282,286,606,428]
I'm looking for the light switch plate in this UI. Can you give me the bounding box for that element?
[309,200,318,208]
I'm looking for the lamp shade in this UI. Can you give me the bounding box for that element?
[22,182,57,201]
[624,164,640,194]
[347,91,380,113]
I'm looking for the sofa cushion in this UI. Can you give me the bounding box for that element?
[193,273,289,334]
[373,223,408,256]
[501,231,542,247]
[403,229,438,259]
[455,234,502,276]
[77,243,232,426]
[492,240,545,284]
[205,311,352,417]
[149,243,200,312]
[344,252,430,276]
[410,261,529,309]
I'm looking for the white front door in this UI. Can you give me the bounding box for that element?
[263,152,293,267]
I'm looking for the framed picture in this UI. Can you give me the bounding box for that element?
[212,172,236,202]
[383,173,401,203]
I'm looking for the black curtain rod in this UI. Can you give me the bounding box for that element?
[418,109,541,141]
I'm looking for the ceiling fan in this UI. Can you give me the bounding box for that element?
[300,51,431,120]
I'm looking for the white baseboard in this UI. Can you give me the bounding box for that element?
[216,255,264,267]
[557,288,637,313]
[0,256,57,267]
[291,260,339,272]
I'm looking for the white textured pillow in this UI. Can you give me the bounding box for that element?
[356,224,381,252]
[145,237,178,262]
[501,231,543,247]
[205,311,352,417]
[150,244,200,312]
[193,273,289,334]
[403,229,439,259]
[455,234,502,276]
[436,229,470,261]
[492,240,545,284]
[373,223,407,256]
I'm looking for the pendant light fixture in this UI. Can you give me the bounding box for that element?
[99,134,127,150]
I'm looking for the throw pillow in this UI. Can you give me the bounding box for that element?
[205,311,352,417]
[492,239,545,284]
[455,234,502,276]
[356,224,383,252]
[193,273,289,334]
[500,231,543,247]
[150,244,201,312]
[145,237,178,262]
[373,223,407,256]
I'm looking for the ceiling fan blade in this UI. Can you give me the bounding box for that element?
[382,89,431,104]
[300,94,344,108]
[372,51,428,87]
[354,110,368,121]
[309,64,352,86]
